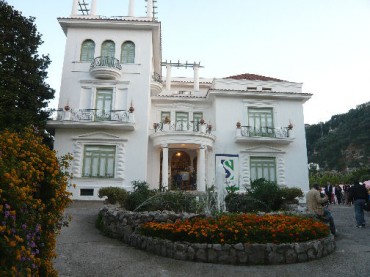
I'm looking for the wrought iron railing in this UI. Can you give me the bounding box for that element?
[153,122,212,134]
[90,56,122,70]
[52,109,131,123]
[240,126,289,138]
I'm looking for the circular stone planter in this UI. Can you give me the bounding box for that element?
[98,206,336,265]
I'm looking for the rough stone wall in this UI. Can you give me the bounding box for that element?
[98,206,336,265]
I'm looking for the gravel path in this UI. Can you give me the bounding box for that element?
[54,202,370,277]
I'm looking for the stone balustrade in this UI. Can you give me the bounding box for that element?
[98,206,336,265]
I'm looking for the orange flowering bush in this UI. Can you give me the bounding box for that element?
[140,213,330,244]
[0,128,72,276]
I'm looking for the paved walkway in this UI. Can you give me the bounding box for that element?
[54,202,370,277]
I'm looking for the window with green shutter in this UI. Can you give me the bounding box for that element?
[121,41,135,63]
[248,108,274,136]
[193,112,203,131]
[176,112,189,131]
[82,145,116,178]
[250,157,276,182]
[95,89,113,121]
[80,39,95,62]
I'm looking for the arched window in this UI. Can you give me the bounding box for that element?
[101,40,115,58]
[121,41,135,63]
[80,39,95,62]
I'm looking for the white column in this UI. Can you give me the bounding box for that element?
[90,0,97,16]
[166,64,172,91]
[161,145,169,189]
[128,0,135,16]
[71,0,79,16]
[194,64,200,91]
[147,0,153,18]
[197,145,206,192]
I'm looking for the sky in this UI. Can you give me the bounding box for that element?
[5,0,370,124]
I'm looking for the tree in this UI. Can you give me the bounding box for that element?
[0,1,54,132]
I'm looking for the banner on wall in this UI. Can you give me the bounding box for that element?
[215,154,239,189]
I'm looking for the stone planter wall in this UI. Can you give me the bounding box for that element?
[98,206,336,265]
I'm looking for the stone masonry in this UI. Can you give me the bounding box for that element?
[98,206,336,265]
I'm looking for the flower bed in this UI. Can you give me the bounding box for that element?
[98,206,336,265]
[139,214,329,244]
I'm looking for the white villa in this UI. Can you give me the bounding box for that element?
[47,0,312,200]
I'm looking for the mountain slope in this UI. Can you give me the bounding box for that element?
[306,102,370,171]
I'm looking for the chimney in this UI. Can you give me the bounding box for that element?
[194,64,200,91]
[90,0,97,16]
[147,0,153,18]
[128,0,135,16]
[166,64,172,91]
[71,0,79,16]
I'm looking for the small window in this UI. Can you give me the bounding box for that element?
[262,87,272,91]
[80,39,95,62]
[121,41,135,63]
[247,87,257,90]
[80,189,94,196]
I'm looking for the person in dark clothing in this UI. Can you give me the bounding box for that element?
[335,185,343,205]
[325,183,333,204]
[349,181,368,228]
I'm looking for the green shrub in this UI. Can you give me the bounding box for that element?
[280,187,304,204]
[225,193,269,213]
[124,181,155,211]
[144,191,198,213]
[225,179,302,212]
[98,187,128,205]
[247,178,283,211]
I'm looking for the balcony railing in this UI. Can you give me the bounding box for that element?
[240,126,289,138]
[51,109,133,123]
[153,122,212,134]
[90,56,122,79]
[90,56,122,70]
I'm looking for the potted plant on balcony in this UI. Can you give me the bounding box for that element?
[162,116,171,131]
[287,122,294,138]
[207,123,212,133]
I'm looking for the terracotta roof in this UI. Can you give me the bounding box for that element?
[225,73,285,82]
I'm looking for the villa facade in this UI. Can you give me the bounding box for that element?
[48,0,312,200]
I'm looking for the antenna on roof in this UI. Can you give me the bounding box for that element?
[78,0,90,15]
[153,0,158,20]
[145,0,158,20]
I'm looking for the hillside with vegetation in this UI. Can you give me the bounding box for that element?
[306,102,370,171]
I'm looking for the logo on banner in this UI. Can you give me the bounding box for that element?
[221,159,235,180]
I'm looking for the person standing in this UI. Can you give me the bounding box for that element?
[335,185,343,205]
[325,182,333,204]
[349,181,368,228]
[343,184,351,206]
[306,184,336,236]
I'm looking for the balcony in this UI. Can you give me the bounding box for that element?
[234,125,294,144]
[150,122,215,148]
[90,56,122,79]
[47,108,135,130]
